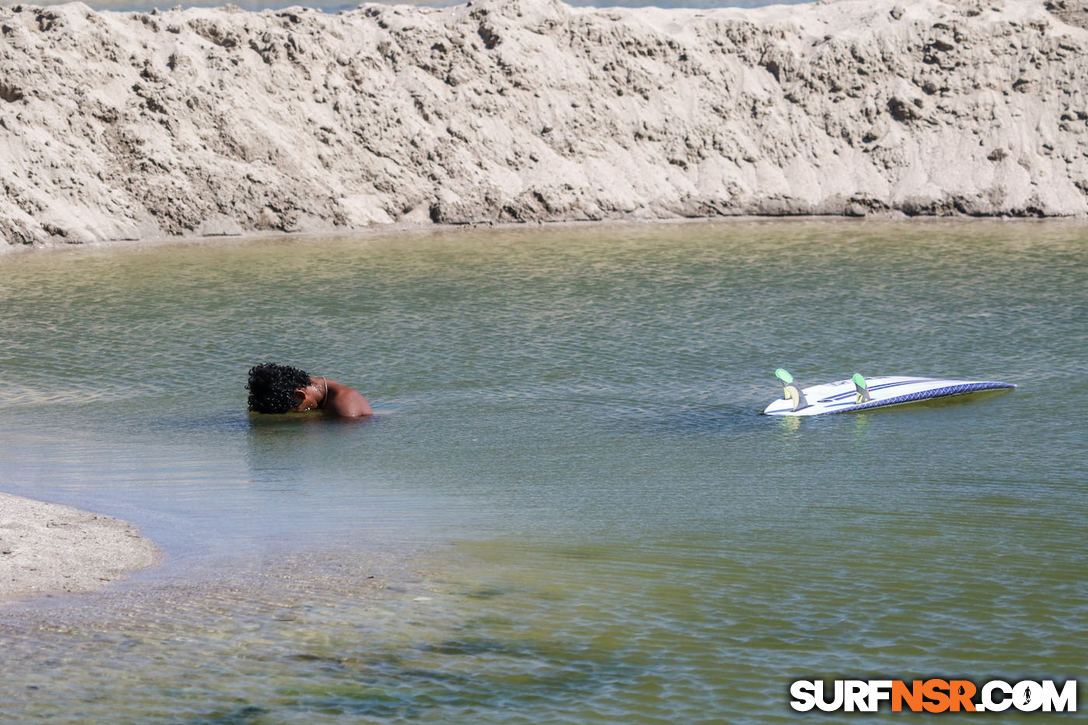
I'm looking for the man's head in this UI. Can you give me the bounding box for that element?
[247,363,312,413]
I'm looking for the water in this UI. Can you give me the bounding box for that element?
[1,220,1085,722]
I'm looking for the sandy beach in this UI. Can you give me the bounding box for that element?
[1,0,1087,249]
[0,492,160,604]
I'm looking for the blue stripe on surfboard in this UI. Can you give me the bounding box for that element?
[816,379,923,403]
[817,381,1016,415]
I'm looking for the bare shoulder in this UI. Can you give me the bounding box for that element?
[325,381,373,419]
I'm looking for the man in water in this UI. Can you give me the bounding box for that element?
[247,363,372,419]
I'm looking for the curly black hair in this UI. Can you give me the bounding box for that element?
[247,362,312,413]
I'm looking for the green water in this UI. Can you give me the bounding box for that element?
[0,220,1085,722]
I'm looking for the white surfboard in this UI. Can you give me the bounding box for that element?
[763,376,1016,416]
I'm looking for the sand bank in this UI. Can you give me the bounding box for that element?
[0,492,160,604]
[1,0,1087,248]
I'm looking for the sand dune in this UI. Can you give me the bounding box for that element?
[1,0,1086,246]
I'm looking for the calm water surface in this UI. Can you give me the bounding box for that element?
[0,220,1085,722]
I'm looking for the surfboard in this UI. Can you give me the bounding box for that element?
[762,376,1016,417]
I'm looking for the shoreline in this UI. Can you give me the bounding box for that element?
[2,0,1086,249]
[0,491,161,605]
[4,212,1088,258]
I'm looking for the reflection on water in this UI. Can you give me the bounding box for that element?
[1,220,1086,721]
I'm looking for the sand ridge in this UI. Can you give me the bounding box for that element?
[0,0,1086,246]
[0,492,160,604]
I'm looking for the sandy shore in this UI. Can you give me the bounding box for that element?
[0,492,160,605]
[1,0,1087,248]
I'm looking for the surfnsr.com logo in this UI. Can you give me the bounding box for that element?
[790,679,1077,713]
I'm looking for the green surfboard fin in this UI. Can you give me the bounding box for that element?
[775,368,793,384]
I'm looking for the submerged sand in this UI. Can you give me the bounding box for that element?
[0,492,160,604]
[1,0,1087,248]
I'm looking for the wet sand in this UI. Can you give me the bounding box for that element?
[0,492,160,605]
